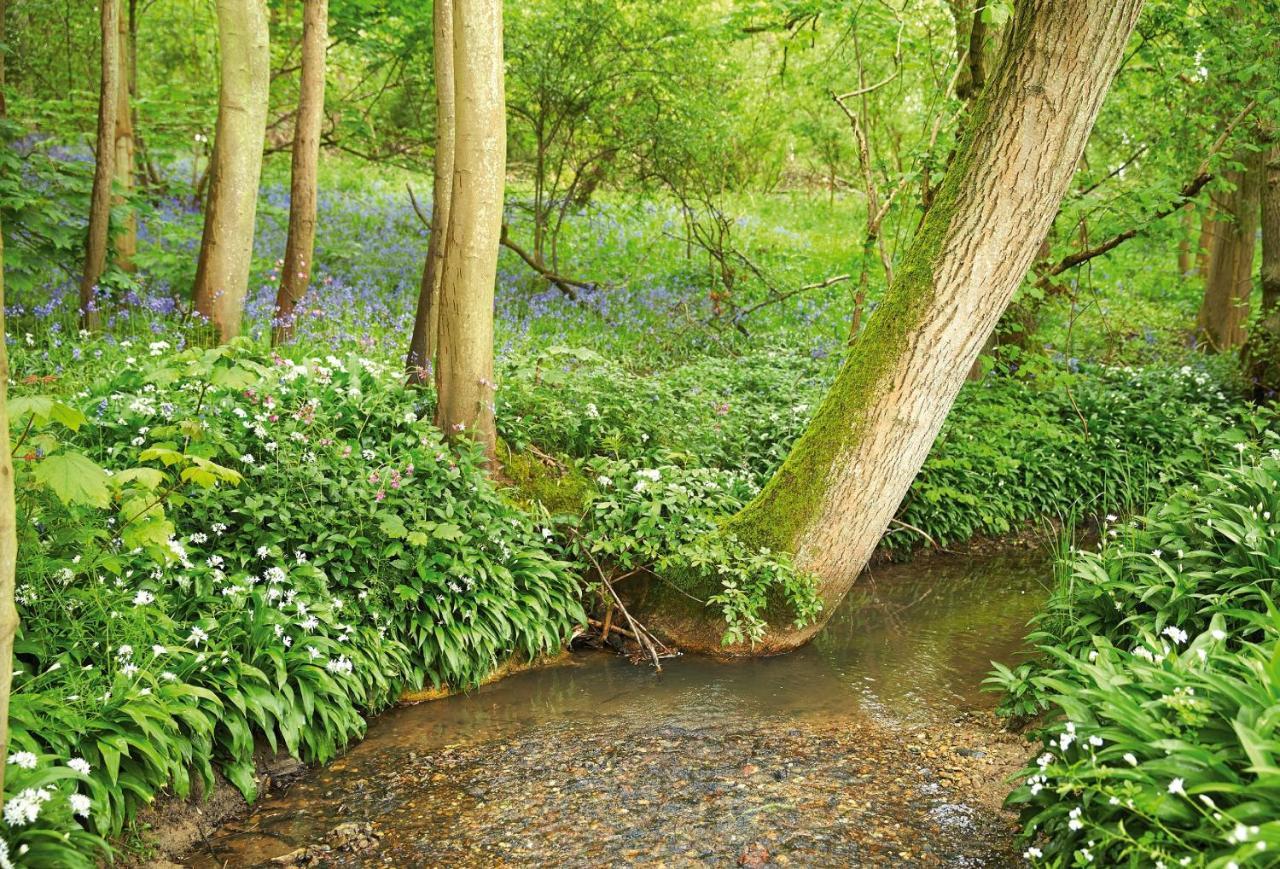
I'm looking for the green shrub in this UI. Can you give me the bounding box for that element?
[5,342,583,857]
[995,436,1280,866]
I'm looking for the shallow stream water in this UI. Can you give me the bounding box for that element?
[190,552,1051,867]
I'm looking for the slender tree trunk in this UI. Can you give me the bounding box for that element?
[80,0,121,331]
[1245,141,1280,398]
[433,0,504,463]
[272,0,327,345]
[1177,203,1194,277]
[113,0,136,272]
[406,0,455,384]
[0,0,7,118]
[192,0,270,343]
[1196,150,1264,352]
[0,58,16,805]
[635,0,1145,655]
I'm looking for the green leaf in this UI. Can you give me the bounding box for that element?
[33,452,111,508]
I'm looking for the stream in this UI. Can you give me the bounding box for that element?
[188,552,1051,867]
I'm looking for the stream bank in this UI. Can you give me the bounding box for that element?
[175,551,1051,867]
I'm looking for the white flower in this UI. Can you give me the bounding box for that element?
[325,656,353,675]
[68,793,92,818]
[132,590,154,606]
[240,454,255,464]
[188,626,209,646]
[1067,806,1083,831]
[4,787,52,826]
[152,645,167,656]
[1123,752,1138,766]
[1151,549,1163,559]
[1023,846,1042,859]
[1168,777,1185,795]
[637,468,661,482]
[6,752,37,770]
[1162,625,1188,646]
[585,403,600,418]
[117,644,133,658]
[67,758,91,775]
[1088,735,1103,747]
[121,662,139,677]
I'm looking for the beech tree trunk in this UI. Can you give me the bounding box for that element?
[79,0,120,331]
[113,1,136,272]
[272,0,328,345]
[1196,150,1264,352]
[0,89,16,803]
[433,0,504,463]
[193,0,270,343]
[636,0,1145,655]
[1245,141,1280,398]
[406,0,455,384]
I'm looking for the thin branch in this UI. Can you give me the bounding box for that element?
[1037,99,1258,286]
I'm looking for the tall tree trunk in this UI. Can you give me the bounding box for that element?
[113,0,136,272]
[433,0,504,463]
[79,0,120,331]
[406,0,455,384]
[271,0,327,345]
[0,56,16,805]
[636,0,1145,655]
[192,0,270,344]
[1245,141,1280,398]
[1196,150,1264,352]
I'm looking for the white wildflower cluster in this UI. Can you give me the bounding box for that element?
[3,787,53,826]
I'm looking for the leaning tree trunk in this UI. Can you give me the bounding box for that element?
[433,0,504,463]
[1196,150,1264,352]
[271,0,327,345]
[193,0,270,343]
[1245,141,1280,398]
[79,0,120,331]
[635,0,1146,655]
[113,0,136,272]
[406,0,455,384]
[0,199,19,800]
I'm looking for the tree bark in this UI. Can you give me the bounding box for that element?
[433,0,504,464]
[1196,150,1264,352]
[406,0,455,384]
[192,0,270,344]
[113,0,136,272]
[271,0,328,345]
[0,198,19,802]
[79,0,121,331]
[1245,141,1280,398]
[635,0,1145,655]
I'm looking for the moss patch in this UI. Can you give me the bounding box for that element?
[497,439,593,515]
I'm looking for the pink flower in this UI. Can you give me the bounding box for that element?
[374,489,386,502]
[369,471,380,484]
[341,446,352,458]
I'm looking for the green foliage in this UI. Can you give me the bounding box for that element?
[5,342,584,856]
[992,432,1280,866]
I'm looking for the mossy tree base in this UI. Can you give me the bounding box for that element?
[638,0,1145,653]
